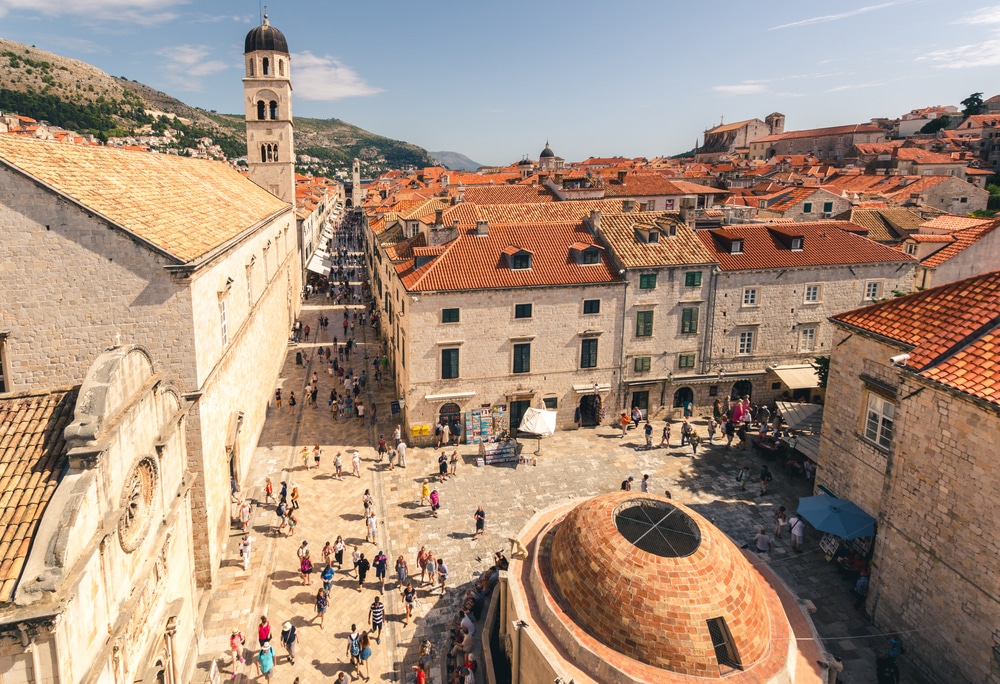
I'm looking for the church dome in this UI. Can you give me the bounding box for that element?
[244,16,289,54]
[539,142,555,158]
[548,493,772,677]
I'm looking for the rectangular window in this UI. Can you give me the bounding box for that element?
[742,288,758,306]
[684,271,703,287]
[246,266,254,308]
[804,284,821,303]
[730,239,743,254]
[678,353,696,368]
[511,253,531,269]
[647,199,656,211]
[583,299,601,314]
[634,356,651,372]
[738,330,754,355]
[800,327,817,352]
[513,343,531,373]
[543,397,558,409]
[864,280,882,301]
[636,310,654,337]
[707,617,743,674]
[514,303,533,319]
[803,202,813,214]
[823,201,834,213]
[441,348,459,379]
[580,339,599,368]
[905,243,917,256]
[442,308,460,323]
[582,249,600,264]
[0,338,6,392]
[220,299,229,346]
[639,273,657,289]
[864,393,895,448]
[681,307,699,334]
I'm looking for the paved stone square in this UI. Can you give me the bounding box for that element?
[194,243,926,684]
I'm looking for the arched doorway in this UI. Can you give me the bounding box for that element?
[730,380,753,401]
[578,393,602,427]
[439,403,462,441]
[673,387,694,409]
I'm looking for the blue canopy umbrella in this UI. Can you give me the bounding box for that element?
[796,494,875,540]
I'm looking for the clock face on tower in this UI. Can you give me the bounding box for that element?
[118,457,158,553]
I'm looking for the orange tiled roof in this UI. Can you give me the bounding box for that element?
[919,215,992,232]
[596,211,717,268]
[754,123,883,144]
[396,221,621,292]
[698,222,914,271]
[0,136,288,263]
[442,198,628,228]
[834,270,1000,404]
[0,388,77,603]
[461,185,555,205]
[909,233,955,243]
[920,219,1000,268]
[839,208,924,242]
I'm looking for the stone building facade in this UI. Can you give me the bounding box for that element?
[697,223,915,404]
[0,346,199,684]
[816,271,1000,684]
[0,135,300,589]
[749,124,886,161]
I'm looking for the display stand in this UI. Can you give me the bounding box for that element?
[466,405,508,444]
[478,440,518,466]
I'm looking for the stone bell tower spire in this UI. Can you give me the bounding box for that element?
[242,14,295,204]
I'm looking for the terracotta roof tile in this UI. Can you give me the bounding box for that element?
[833,270,1000,404]
[461,185,555,204]
[919,215,992,232]
[0,388,77,603]
[754,123,883,144]
[698,222,914,271]
[0,137,288,263]
[920,219,1000,268]
[596,211,717,268]
[396,222,621,292]
[442,199,629,228]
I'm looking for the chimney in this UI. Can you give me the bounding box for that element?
[622,199,636,213]
[678,197,696,225]
[589,210,602,232]
[538,173,548,185]
[617,170,627,183]
[457,185,466,203]
[434,208,443,226]
[475,220,489,236]
[554,172,564,184]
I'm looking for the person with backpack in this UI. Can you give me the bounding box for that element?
[279,621,297,665]
[737,466,751,491]
[346,624,361,670]
[759,464,773,496]
[229,629,246,675]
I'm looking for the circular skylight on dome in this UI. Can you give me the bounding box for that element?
[614,499,701,557]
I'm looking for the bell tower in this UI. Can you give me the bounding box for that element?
[243,14,295,204]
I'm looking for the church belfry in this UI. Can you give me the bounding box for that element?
[243,14,295,204]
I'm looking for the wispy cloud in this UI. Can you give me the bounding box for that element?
[292,51,383,101]
[769,1,901,30]
[953,5,1000,25]
[156,44,228,90]
[828,80,887,93]
[921,5,1000,68]
[0,0,188,25]
[713,84,768,95]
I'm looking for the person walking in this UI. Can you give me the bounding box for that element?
[417,546,429,584]
[357,632,372,680]
[429,488,440,518]
[312,444,322,470]
[643,420,653,449]
[448,449,458,477]
[788,514,806,552]
[394,424,402,447]
[659,422,671,448]
[420,480,430,506]
[402,581,416,625]
[321,561,336,593]
[366,512,378,544]
[274,500,288,535]
[774,505,787,537]
[395,555,409,587]
[373,550,388,592]
[285,508,298,536]
[680,419,692,446]
[618,411,630,438]
[346,625,361,673]
[334,451,344,479]
[425,553,437,588]
[255,640,276,681]
[280,621,297,664]
[397,440,407,468]
[264,477,275,504]
[621,475,633,491]
[229,629,246,675]
[640,474,650,493]
[356,553,371,591]
[239,532,252,572]
[257,616,272,647]
[737,466,751,492]
[290,485,300,510]
[315,587,329,628]
[369,596,385,644]
[334,536,346,568]
[239,499,252,532]
[473,506,486,539]
[352,450,361,478]
[288,391,297,411]
[690,431,701,455]
[300,550,313,586]
[759,464,773,496]
[436,557,449,595]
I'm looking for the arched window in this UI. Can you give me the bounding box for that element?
[271,144,278,162]
[260,144,267,163]
[248,58,255,77]
[256,101,266,120]
[269,101,278,120]
[278,59,284,76]
[673,387,694,409]
[262,57,270,75]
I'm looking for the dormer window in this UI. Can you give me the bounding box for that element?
[508,251,532,270]
[582,248,600,264]
[648,231,660,244]
[790,237,803,250]
[730,239,744,254]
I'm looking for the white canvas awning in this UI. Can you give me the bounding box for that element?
[771,364,820,390]
[306,251,333,275]
[776,401,825,432]
[572,383,612,394]
[518,408,557,437]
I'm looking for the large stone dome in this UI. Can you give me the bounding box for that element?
[244,16,289,54]
[548,493,772,677]
[539,142,555,158]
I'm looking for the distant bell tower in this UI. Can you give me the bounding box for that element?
[243,14,295,204]
[352,158,366,204]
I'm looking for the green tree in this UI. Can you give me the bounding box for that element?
[814,356,830,389]
[919,115,950,134]
[961,92,985,117]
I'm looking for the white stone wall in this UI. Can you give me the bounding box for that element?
[921,229,1000,288]
[708,261,914,381]
[400,283,624,431]
[912,176,988,213]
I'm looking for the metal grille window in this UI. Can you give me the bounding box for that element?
[707,617,743,673]
[634,356,651,372]
[636,311,654,337]
[580,339,598,368]
[441,348,459,379]
[513,343,531,374]
[614,500,701,557]
[681,307,699,334]
[583,299,600,314]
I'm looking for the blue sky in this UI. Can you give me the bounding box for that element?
[1,0,998,165]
